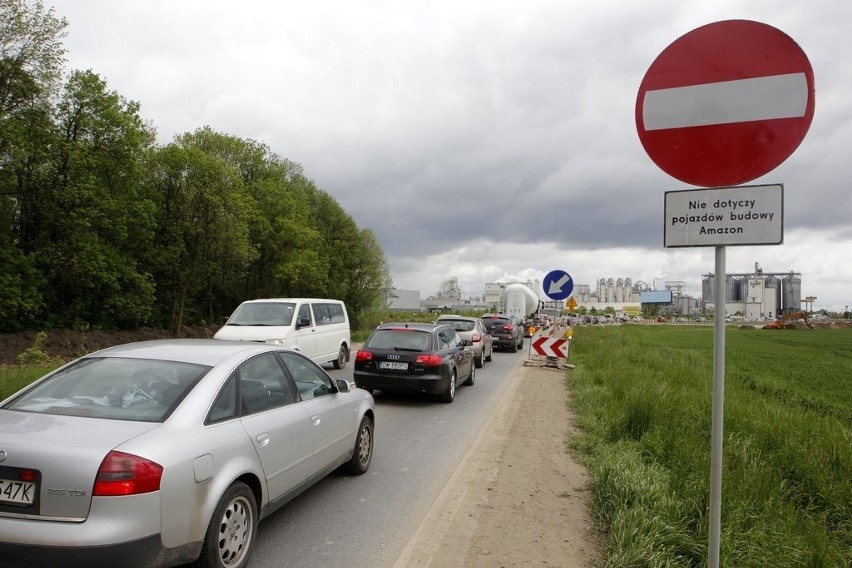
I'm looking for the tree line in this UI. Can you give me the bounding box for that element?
[0,0,392,333]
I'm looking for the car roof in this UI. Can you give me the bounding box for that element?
[374,322,448,332]
[236,298,342,303]
[84,339,282,366]
[435,314,478,322]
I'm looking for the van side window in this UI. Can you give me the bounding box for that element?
[313,303,331,325]
[279,351,333,401]
[297,303,313,327]
[312,302,346,325]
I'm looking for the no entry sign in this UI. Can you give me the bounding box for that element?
[636,20,815,187]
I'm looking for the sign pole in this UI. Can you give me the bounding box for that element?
[709,245,726,568]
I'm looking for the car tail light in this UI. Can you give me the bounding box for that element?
[504,324,515,331]
[472,333,482,343]
[415,354,443,366]
[93,451,163,496]
[355,350,373,362]
[19,469,37,482]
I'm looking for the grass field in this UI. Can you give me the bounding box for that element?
[2,323,850,566]
[567,324,852,567]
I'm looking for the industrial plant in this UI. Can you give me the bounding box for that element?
[701,263,802,320]
[386,261,807,320]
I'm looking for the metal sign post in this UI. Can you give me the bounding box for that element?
[709,246,726,568]
[637,20,813,568]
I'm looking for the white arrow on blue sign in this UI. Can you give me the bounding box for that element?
[543,269,573,301]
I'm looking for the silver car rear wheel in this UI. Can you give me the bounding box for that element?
[199,482,257,568]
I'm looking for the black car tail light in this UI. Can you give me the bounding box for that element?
[414,354,442,366]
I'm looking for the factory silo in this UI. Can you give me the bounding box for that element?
[765,276,782,316]
[738,277,751,302]
[702,275,715,302]
[725,275,740,302]
[782,274,802,313]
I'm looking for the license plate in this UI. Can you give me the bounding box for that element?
[0,478,36,505]
[378,361,408,371]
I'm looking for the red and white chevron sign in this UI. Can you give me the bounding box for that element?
[531,337,568,358]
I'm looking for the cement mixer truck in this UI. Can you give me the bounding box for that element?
[503,283,541,321]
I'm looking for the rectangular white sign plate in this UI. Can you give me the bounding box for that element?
[664,184,783,247]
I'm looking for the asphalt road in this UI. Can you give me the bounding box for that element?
[244,345,527,568]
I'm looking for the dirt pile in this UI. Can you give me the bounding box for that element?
[0,326,220,365]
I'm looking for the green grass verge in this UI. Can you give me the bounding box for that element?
[568,325,852,567]
[0,364,56,400]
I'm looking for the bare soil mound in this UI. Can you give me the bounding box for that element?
[0,326,220,365]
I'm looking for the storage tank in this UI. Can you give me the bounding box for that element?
[738,278,750,302]
[781,274,802,313]
[702,275,715,302]
[765,276,781,316]
[504,283,540,319]
[725,276,740,302]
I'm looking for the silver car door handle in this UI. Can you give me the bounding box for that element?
[256,433,270,447]
[311,415,321,426]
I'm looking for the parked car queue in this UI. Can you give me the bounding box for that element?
[0,310,527,568]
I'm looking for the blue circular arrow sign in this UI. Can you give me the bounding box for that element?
[543,269,573,301]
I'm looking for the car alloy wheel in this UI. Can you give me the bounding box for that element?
[440,371,456,403]
[200,482,257,568]
[341,416,374,474]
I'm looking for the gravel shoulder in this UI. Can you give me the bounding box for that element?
[393,357,603,567]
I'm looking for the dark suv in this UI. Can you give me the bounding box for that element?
[481,314,525,352]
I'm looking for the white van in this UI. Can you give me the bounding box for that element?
[214,298,352,368]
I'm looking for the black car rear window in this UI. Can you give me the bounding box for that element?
[365,329,432,351]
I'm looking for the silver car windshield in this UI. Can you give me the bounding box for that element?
[227,302,296,326]
[3,357,209,422]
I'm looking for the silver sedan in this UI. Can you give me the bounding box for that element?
[0,339,375,568]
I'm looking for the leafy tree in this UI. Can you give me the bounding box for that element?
[0,2,394,333]
[33,70,157,328]
[146,136,256,333]
[345,228,392,329]
[0,245,43,330]
[167,128,320,314]
[0,0,66,329]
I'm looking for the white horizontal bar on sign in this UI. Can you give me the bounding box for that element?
[642,72,808,131]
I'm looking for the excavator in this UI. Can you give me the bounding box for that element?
[763,311,814,329]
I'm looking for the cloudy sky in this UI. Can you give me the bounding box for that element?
[51,0,851,311]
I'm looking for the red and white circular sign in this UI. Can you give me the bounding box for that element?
[636,20,815,188]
